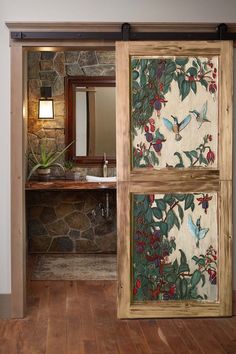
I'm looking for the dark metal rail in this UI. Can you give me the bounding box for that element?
[10,23,236,41]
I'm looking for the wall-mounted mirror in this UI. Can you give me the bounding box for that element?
[65,76,116,165]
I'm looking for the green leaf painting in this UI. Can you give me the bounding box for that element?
[131,56,218,169]
[132,193,218,302]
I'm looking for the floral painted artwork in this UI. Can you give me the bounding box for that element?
[132,193,218,302]
[131,56,218,169]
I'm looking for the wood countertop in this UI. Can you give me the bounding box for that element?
[25,179,117,190]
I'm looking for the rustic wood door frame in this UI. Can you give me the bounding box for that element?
[8,30,116,318]
[116,41,233,318]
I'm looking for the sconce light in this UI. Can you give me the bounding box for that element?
[38,87,54,119]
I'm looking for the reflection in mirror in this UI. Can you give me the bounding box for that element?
[76,86,116,156]
[76,88,88,156]
[66,76,116,165]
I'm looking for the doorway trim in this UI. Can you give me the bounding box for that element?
[8,22,118,317]
[7,22,236,318]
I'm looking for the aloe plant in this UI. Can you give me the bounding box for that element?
[64,159,76,171]
[27,140,74,180]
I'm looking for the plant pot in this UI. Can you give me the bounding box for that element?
[65,170,80,181]
[37,168,51,175]
[37,168,51,180]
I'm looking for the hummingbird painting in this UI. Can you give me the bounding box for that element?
[162,114,191,141]
[188,215,209,248]
[189,101,210,129]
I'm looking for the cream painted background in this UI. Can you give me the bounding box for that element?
[0,0,236,294]
[167,193,218,301]
[133,56,218,168]
[149,193,218,300]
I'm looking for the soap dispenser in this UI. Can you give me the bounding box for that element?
[103,153,108,177]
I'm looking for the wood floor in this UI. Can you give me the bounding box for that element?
[0,280,236,354]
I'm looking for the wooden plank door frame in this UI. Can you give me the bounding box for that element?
[116,41,233,318]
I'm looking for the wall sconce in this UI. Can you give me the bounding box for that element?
[38,87,54,119]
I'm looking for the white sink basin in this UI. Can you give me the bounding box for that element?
[86,175,117,182]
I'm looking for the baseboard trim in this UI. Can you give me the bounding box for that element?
[0,294,11,319]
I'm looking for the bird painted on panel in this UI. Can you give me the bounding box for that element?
[187,215,209,248]
[189,101,210,129]
[162,114,191,141]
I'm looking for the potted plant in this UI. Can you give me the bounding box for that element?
[27,140,74,180]
[64,160,80,180]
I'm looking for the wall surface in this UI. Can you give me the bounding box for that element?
[27,49,115,177]
[27,190,116,254]
[0,0,236,293]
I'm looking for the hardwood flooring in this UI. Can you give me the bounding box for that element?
[0,280,236,354]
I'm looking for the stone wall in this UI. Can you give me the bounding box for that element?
[27,190,116,254]
[27,50,117,253]
[27,49,115,177]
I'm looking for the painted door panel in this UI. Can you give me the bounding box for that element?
[131,56,218,170]
[116,41,233,318]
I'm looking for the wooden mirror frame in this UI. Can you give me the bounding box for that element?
[65,75,116,166]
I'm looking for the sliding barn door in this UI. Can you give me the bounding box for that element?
[116,41,233,318]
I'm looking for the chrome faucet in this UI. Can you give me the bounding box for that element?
[103,152,108,177]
